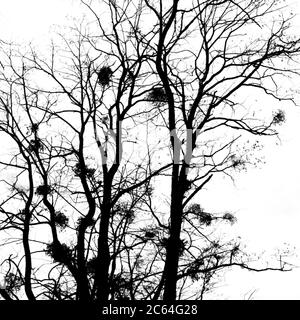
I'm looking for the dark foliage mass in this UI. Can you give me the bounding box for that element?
[45,243,73,264]
[97,66,113,86]
[147,87,168,105]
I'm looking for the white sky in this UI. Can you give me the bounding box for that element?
[0,0,79,42]
[1,0,300,299]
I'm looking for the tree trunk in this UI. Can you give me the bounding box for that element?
[95,180,112,301]
[163,164,184,301]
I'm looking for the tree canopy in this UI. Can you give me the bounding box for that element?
[0,0,299,301]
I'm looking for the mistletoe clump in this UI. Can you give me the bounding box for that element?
[230,155,246,171]
[188,204,203,215]
[28,138,43,153]
[113,202,135,223]
[97,66,113,86]
[45,242,73,264]
[147,87,168,105]
[54,211,69,229]
[223,212,237,224]
[188,204,213,225]
[198,212,213,226]
[4,273,23,293]
[187,258,205,281]
[73,162,96,178]
[272,109,285,125]
[36,184,52,196]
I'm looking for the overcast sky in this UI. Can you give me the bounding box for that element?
[1,0,300,299]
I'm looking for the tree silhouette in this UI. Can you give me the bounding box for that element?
[0,0,299,301]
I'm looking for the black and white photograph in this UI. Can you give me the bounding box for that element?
[0,0,300,317]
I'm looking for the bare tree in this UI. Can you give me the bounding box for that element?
[0,28,165,300]
[0,0,299,301]
[137,0,300,300]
